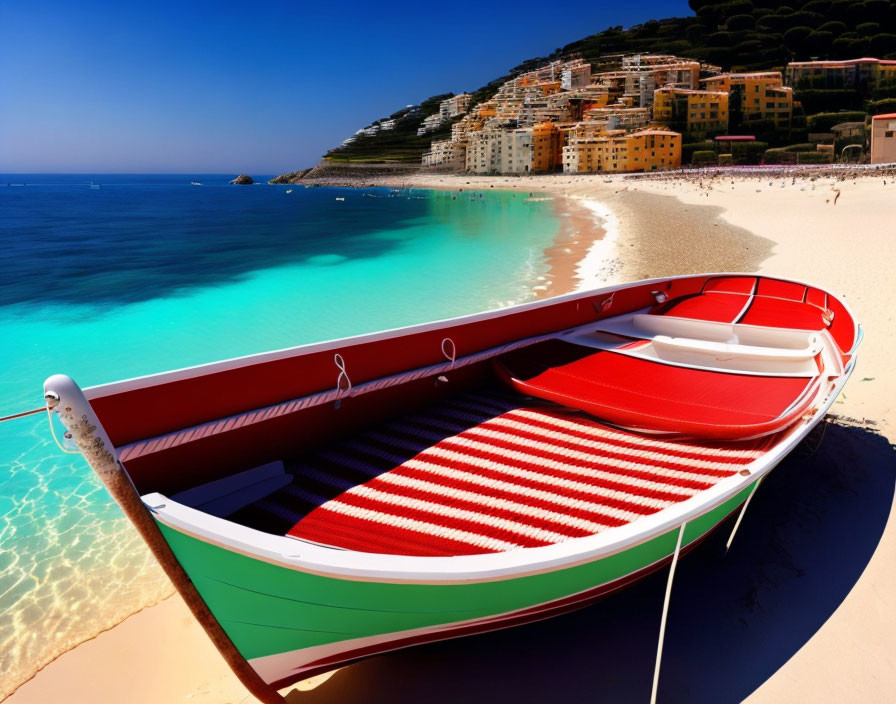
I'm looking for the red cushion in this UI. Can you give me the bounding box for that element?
[703,276,757,294]
[756,278,807,301]
[653,289,828,330]
[494,341,816,440]
[652,292,751,322]
[739,297,826,330]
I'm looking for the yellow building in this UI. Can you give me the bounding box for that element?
[653,87,729,135]
[562,128,681,173]
[786,58,896,93]
[701,72,793,128]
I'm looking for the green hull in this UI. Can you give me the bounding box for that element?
[156,482,753,684]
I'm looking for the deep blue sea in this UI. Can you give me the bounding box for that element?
[0,173,562,694]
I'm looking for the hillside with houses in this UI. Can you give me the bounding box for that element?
[310,0,896,176]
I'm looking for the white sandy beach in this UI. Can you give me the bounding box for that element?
[8,171,895,704]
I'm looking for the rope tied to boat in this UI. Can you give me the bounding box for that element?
[651,520,687,704]
[0,406,44,424]
[43,392,80,454]
[441,338,457,369]
[436,338,458,385]
[334,354,352,409]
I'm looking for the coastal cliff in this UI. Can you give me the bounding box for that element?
[268,169,312,184]
[271,160,423,187]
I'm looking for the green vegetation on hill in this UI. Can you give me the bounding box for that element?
[325,94,457,162]
[324,0,896,163]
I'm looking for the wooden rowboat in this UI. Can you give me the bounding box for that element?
[44,273,861,702]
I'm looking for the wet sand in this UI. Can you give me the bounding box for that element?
[533,196,608,298]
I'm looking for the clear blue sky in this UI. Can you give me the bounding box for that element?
[0,1,691,174]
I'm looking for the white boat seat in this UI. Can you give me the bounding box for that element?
[652,334,823,362]
[590,312,819,350]
[564,314,825,377]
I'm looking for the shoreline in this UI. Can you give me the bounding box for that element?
[8,171,896,703]
[534,196,611,299]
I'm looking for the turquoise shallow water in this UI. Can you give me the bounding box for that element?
[0,175,562,695]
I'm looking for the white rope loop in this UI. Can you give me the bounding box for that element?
[334,354,352,408]
[441,338,457,369]
[45,402,80,454]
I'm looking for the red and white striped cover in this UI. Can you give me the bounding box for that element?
[287,396,771,556]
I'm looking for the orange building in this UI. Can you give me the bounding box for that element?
[531,122,563,172]
[653,87,729,135]
[562,128,681,173]
[701,72,792,128]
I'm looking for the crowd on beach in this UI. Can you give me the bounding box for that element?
[294,162,896,193]
[625,162,896,183]
[616,163,896,206]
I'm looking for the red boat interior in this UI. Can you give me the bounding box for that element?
[222,391,776,556]
[108,275,853,557]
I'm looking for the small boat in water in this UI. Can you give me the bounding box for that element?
[43,273,860,702]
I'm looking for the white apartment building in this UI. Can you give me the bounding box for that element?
[418,94,472,136]
[466,129,503,173]
[417,113,445,136]
[561,60,592,90]
[422,139,468,169]
[440,93,472,119]
[499,128,534,174]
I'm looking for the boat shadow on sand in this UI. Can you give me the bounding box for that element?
[286,416,895,704]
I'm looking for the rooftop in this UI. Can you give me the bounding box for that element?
[789,57,896,67]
